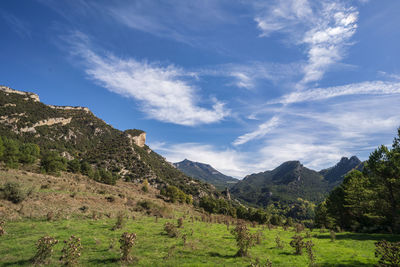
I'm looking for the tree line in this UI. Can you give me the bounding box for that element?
[315,128,400,233]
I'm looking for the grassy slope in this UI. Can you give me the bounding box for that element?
[1,169,399,266]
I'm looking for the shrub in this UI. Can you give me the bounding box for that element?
[295,223,305,233]
[1,182,26,203]
[330,230,336,242]
[177,217,184,228]
[119,232,137,263]
[141,179,149,192]
[32,236,58,265]
[112,212,125,230]
[0,221,6,236]
[231,221,256,257]
[375,240,400,267]
[255,229,263,245]
[164,222,179,238]
[67,159,81,173]
[305,240,316,266]
[60,235,82,266]
[305,230,312,238]
[290,235,305,255]
[275,235,284,249]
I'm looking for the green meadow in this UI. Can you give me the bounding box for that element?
[1,216,398,267]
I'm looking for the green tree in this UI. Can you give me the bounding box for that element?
[40,151,67,174]
[3,137,20,168]
[80,161,94,178]
[19,143,40,164]
[0,136,4,159]
[67,159,81,173]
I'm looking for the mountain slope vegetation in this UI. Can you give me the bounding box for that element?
[173,159,238,190]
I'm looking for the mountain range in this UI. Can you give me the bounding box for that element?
[176,156,363,207]
[173,159,238,190]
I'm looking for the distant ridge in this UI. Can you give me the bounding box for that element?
[174,159,238,190]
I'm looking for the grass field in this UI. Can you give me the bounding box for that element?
[1,215,399,267]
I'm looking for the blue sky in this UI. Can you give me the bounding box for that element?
[1,0,400,178]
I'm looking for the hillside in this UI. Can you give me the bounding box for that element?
[319,156,362,186]
[173,159,238,190]
[231,157,362,207]
[0,85,217,199]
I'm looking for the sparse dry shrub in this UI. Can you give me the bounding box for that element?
[290,235,305,255]
[32,236,58,265]
[163,244,176,260]
[0,221,6,236]
[112,211,126,231]
[1,182,26,203]
[47,211,54,221]
[119,232,137,263]
[330,230,336,242]
[320,226,326,233]
[226,220,230,230]
[275,235,284,249]
[182,234,187,246]
[255,229,263,245]
[164,222,179,238]
[283,225,289,231]
[177,217,184,228]
[295,223,305,233]
[91,211,98,220]
[305,240,316,266]
[249,258,272,267]
[60,235,82,266]
[305,230,312,238]
[231,221,256,257]
[375,240,400,267]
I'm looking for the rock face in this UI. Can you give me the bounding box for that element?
[132,132,146,148]
[319,156,362,184]
[0,85,40,102]
[20,117,72,133]
[48,105,90,113]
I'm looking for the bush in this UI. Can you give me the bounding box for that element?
[290,235,305,255]
[112,212,126,230]
[375,240,400,267]
[231,221,256,257]
[1,182,26,203]
[164,222,179,238]
[141,179,149,192]
[119,232,137,263]
[305,240,316,266]
[0,221,6,236]
[275,235,284,249]
[60,235,82,266]
[177,218,184,228]
[330,230,336,242]
[67,159,81,173]
[32,236,58,265]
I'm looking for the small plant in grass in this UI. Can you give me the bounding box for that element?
[255,229,263,245]
[305,230,312,238]
[295,223,305,233]
[320,226,326,233]
[119,232,137,263]
[177,217,184,228]
[141,179,149,193]
[112,212,125,230]
[32,236,58,265]
[290,235,305,255]
[182,234,187,246]
[275,235,284,249]
[47,211,54,221]
[0,221,6,236]
[330,230,336,242]
[305,240,316,267]
[60,235,82,266]
[231,221,256,257]
[375,240,400,267]
[163,244,176,260]
[249,258,272,267]
[164,222,179,237]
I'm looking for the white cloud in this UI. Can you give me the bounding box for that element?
[269,81,400,104]
[233,116,280,145]
[255,0,358,86]
[67,32,229,126]
[1,12,31,38]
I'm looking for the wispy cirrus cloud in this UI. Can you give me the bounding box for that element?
[1,12,31,38]
[255,0,358,86]
[233,116,280,146]
[269,81,400,105]
[66,32,229,126]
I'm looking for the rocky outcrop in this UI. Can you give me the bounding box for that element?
[48,105,90,113]
[0,85,40,102]
[126,132,146,148]
[20,117,72,133]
